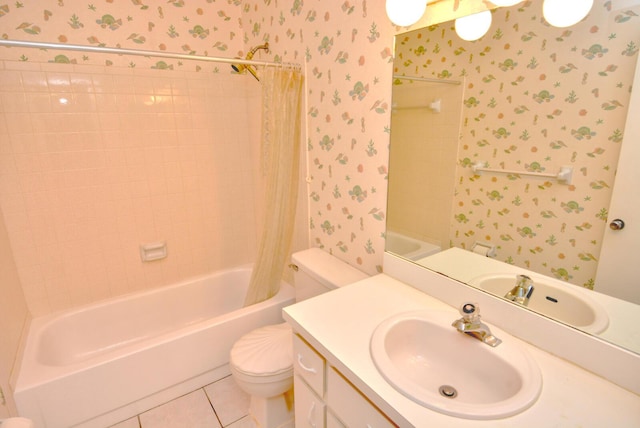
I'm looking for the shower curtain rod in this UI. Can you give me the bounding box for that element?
[393,74,461,85]
[0,39,300,69]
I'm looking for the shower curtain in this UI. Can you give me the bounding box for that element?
[244,66,304,306]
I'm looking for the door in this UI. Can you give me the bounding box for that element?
[595,56,640,305]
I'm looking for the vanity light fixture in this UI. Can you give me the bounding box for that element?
[454,10,492,41]
[542,0,594,27]
[385,0,428,27]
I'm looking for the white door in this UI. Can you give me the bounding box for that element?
[595,57,640,305]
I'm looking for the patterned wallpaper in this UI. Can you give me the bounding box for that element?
[0,0,245,70]
[394,3,640,288]
[242,1,403,274]
[0,0,404,279]
[2,0,637,283]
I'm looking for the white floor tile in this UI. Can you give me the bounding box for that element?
[109,417,140,428]
[226,415,257,428]
[139,389,221,428]
[204,375,251,427]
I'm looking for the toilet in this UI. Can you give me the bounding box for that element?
[229,248,368,428]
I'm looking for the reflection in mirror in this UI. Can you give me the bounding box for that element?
[387,76,463,256]
[386,2,640,354]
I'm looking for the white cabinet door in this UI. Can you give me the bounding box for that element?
[294,375,326,428]
[326,410,346,428]
[293,334,325,396]
[326,368,397,428]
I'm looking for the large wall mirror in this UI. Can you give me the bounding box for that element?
[386,2,640,354]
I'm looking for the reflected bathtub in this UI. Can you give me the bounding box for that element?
[14,266,295,428]
[386,231,441,261]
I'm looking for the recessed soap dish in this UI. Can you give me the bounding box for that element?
[140,242,167,262]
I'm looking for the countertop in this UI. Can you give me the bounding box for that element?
[283,274,640,427]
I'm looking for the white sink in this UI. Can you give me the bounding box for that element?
[370,310,542,420]
[469,273,609,334]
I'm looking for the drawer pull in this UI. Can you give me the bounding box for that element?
[297,353,318,374]
[307,401,317,427]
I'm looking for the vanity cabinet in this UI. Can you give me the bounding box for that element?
[293,334,397,427]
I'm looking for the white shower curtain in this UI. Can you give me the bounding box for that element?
[244,66,304,306]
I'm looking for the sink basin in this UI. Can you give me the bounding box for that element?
[469,273,609,334]
[370,310,541,419]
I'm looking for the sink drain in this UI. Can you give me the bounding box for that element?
[439,385,458,399]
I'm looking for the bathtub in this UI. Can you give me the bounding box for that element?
[14,266,295,428]
[385,230,441,261]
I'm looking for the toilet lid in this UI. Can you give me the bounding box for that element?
[230,323,293,376]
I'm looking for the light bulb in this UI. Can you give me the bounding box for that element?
[455,10,492,42]
[543,0,593,27]
[386,0,428,27]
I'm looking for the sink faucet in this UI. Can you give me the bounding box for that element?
[452,303,502,347]
[504,274,535,306]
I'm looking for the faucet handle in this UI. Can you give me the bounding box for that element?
[516,274,532,285]
[516,274,535,298]
[459,302,480,323]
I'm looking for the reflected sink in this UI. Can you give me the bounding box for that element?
[469,273,609,334]
[370,310,542,420]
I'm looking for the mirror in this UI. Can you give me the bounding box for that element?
[386,2,640,354]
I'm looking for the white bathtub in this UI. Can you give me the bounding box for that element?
[14,266,295,428]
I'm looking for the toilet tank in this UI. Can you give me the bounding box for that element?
[291,248,369,302]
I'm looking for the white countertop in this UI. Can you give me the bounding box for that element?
[283,274,640,427]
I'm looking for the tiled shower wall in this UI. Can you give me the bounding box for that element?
[387,81,464,249]
[0,60,261,316]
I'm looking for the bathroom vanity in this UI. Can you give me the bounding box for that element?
[292,334,396,427]
[283,257,640,427]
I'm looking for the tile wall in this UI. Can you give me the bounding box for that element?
[0,60,261,316]
[387,81,464,248]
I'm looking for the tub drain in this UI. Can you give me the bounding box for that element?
[439,385,458,399]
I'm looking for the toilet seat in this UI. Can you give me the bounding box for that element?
[230,322,294,379]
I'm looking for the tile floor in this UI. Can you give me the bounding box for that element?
[109,375,256,428]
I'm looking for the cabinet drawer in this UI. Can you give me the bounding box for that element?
[293,334,325,396]
[327,367,397,427]
[294,374,326,428]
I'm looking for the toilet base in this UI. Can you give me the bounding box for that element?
[248,388,294,428]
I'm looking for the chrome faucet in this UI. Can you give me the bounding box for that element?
[452,303,502,347]
[504,274,535,306]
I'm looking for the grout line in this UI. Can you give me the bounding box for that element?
[203,386,224,428]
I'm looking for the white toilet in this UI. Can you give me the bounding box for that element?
[229,248,368,428]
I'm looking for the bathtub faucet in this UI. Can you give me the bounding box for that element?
[504,274,534,306]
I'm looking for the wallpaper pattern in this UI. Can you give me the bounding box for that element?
[0,0,400,277]
[242,1,398,274]
[394,3,640,288]
[1,1,638,284]
[0,0,244,69]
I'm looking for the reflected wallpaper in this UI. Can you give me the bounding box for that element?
[394,3,640,288]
